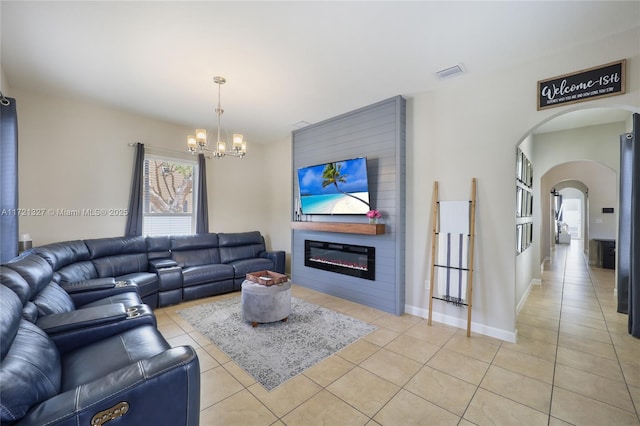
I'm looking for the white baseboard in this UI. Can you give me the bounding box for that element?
[516,278,541,315]
[404,304,517,343]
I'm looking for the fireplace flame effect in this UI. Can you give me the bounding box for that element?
[309,256,368,271]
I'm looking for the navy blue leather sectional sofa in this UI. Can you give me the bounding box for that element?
[0,231,285,425]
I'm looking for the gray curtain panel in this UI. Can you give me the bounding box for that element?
[196,153,209,234]
[125,142,145,237]
[0,96,19,262]
[618,133,632,314]
[629,113,640,338]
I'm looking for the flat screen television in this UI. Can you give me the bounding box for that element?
[297,157,370,215]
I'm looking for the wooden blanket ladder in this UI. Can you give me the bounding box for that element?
[427,178,477,337]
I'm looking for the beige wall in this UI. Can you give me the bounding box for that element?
[262,137,293,266]
[0,11,8,95]
[1,65,9,95]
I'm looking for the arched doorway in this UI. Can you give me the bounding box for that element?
[540,163,616,266]
[557,185,586,242]
[550,180,589,249]
[514,105,638,318]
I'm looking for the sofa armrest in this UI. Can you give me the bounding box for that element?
[36,303,127,333]
[148,258,179,272]
[61,278,140,306]
[37,304,156,353]
[260,250,286,274]
[17,346,200,426]
[61,277,118,293]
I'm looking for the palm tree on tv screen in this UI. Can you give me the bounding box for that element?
[321,162,370,208]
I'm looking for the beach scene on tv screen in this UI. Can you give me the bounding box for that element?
[298,158,370,215]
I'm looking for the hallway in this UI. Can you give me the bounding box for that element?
[519,240,640,424]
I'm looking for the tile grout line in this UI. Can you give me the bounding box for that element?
[514,246,567,424]
[457,338,504,424]
[547,243,567,425]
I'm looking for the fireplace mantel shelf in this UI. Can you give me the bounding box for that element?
[291,221,385,235]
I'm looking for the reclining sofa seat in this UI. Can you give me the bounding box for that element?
[218,231,282,289]
[34,240,94,284]
[84,236,159,308]
[170,233,235,301]
[1,254,142,322]
[35,237,159,308]
[169,231,285,301]
[34,240,144,307]
[0,285,200,426]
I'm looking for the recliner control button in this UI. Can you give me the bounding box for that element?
[91,401,129,425]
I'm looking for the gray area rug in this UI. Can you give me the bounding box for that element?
[178,296,376,391]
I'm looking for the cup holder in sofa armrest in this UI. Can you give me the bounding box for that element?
[61,277,120,293]
[36,303,128,334]
[126,306,143,318]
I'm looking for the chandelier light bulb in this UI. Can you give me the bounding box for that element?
[195,129,207,146]
[233,133,243,150]
[187,135,197,150]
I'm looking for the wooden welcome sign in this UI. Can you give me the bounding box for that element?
[537,59,625,110]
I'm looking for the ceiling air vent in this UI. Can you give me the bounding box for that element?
[435,64,465,80]
[292,120,311,129]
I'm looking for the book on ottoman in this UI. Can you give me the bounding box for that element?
[245,270,288,286]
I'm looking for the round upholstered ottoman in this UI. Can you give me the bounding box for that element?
[241,279,292,327]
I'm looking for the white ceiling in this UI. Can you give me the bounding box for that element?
[2,1,638,144]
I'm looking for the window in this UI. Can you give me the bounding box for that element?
[143,155,198,236]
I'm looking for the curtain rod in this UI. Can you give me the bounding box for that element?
[128,142,183,155]
[127,142,211,159]
[0,91,10,106]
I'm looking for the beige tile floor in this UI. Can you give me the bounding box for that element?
[155,242,640,425]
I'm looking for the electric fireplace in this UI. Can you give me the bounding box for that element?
[304,240,375,280]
